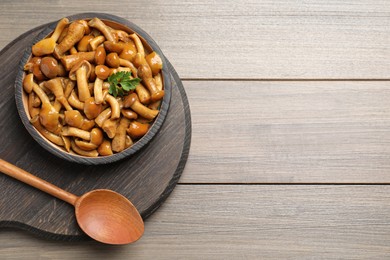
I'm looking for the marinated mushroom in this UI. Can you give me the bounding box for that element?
[95,108,112,127]
[40,56,59,79]
[64,110,95,131]
[97,139,113,156]
[77,35,94,52]
[54,20,85,58]
[103,91,120,119]
[130,33,145,57]
[70,139,99,157]
[137,64,164,102]
[32,18,69,56]
[68,89,84,110]
[84,97,103,120]
[24,73,62,134]
[145,51,163,76]
[88,17,116,43]
[123,93,159,120]
[112,117,131,152]
[69,60,92,102]
[30,115,64,146]
[60,51,95,71]
[23,16,165,157]
[88,35,105,50]
[127,121,150,139]
[44,77,73,111]
[74,128,104,150]
[102,118,119,139]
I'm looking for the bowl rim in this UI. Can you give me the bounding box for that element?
[14,13,172,165]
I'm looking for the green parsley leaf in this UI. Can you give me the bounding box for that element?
[107,71,141,97]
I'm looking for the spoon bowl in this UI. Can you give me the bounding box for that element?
[76,189,144,244]
[0,159,144,244]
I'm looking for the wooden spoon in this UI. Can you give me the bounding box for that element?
[0,159,144,245]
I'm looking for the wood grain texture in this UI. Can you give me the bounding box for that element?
[182,80,390,183]
[0,185,389,259]
[0,0,389,79]
[0,23,191,239]
[0,0,389,258]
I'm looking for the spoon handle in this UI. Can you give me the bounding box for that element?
[0,159,78,205]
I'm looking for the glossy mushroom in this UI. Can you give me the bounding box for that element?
[127,121,150,139]
[112,117,131,152]
[68,89,84,110]
[123,93,159,120]
[145,51,163,76]
[54,20,86,58]
[74,128,104,151]
[23,73,61,134]
[60,51,95,71]
[32,18,69,56]
[30,115,64,146]
[88,17,116,43]
[97,139,113,156]
[44,77,73,111]
[64,110,95,131]
[69,60,92,102]
[137,64,164,102]
[84,97,103,120]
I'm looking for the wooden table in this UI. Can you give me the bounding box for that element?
[1,1,389,259]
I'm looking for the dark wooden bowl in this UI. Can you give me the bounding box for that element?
[14,13,171,165]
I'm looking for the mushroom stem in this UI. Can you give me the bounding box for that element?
[68,89,84,110]
[123,93,159,120]
[93,77,104,104]
[44,77,73,111]
[30,115,64,146]
[130,33,145,57]
[74,128,103,151]
[60,51,95,71]
[137,64,164,102]
[31,18,69,56]
[103,91,120,119]
[119,58,138,78]
[95,108,112,128]
[71,140,99,157]
[62,126,91,140]
[64,110,95,131]
[51,18,70,42]
[102,119,119,139]
[88,18,116,43]
[135,83,151,104]
[54,20,86,58]
[27,93,40,118]
[69,60,92,102]
[88,35,105,50]
[112,118,131,152]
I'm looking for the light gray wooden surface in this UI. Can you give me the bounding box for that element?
[1,0,390,259]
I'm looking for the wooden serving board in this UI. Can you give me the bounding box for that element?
[0,15,191,241]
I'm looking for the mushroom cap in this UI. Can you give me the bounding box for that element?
[40,56,59,79]
[97,139,113,156]
[123,93,138,108]
[84,97,103,120]
[90,128,104,146]
[106,52,120,68]
[64,110,84,128]
[23,73,35,93]
[69,60,92,81]
[145,51,163,76]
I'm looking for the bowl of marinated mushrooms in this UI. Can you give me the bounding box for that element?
[14,15,171,165]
